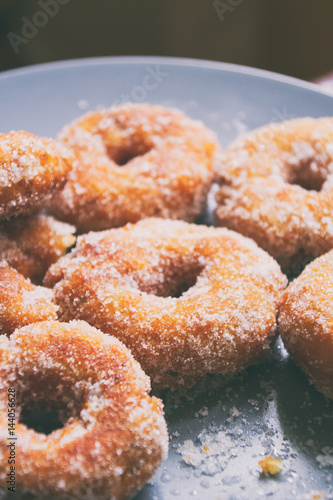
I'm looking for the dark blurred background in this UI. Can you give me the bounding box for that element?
[0,0,333,82]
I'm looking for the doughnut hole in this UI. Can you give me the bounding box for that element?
[133,255,206,298]
[284,152,329,191]
[104,133,153,166]
[16,371,86,435]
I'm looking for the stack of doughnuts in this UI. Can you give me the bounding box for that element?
[214,116,333,400]
[0,115,174,499]
[1,103,333,499]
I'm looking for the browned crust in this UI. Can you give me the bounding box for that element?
[45,218,287,388]
[215,117,333,269]
[48,104,218,232]
[0,131,73,220]
[279,250,333,399]
[0,215,76,284]
[0,320,168,499]
[0,262,58,335]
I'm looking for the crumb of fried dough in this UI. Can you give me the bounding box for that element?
[258,456,283,475]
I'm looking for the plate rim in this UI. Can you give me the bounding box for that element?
[1,55,333,100]
[0,54,333,498]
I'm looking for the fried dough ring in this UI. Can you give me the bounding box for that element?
[0,215,76,284]
[45,218,286,388]
[279,250,333,399]
[0,262,58,335]
[0,131,73,219]
[48,104,218,232]
[215,117,333,269]
[0,320,168,499]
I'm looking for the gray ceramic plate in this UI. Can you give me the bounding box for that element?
[0,57,332,500]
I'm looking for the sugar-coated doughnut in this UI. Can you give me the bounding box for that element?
[0,215,76,284]
[0,131,73,219]
[48,104,218,232]
[45,218,287,388]
[0,320,168,499]
[0,261,58,335]
[215,117,333,269]
[279,250,333,399]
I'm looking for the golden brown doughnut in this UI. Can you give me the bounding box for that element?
[0,320,168,499]
[0,131,73,219]
[215,117,333,269]
[48,104,218,232]
[0,215,75,284]
[45,218,287,388]
[279,250,333,399]
[0,261,58,335]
